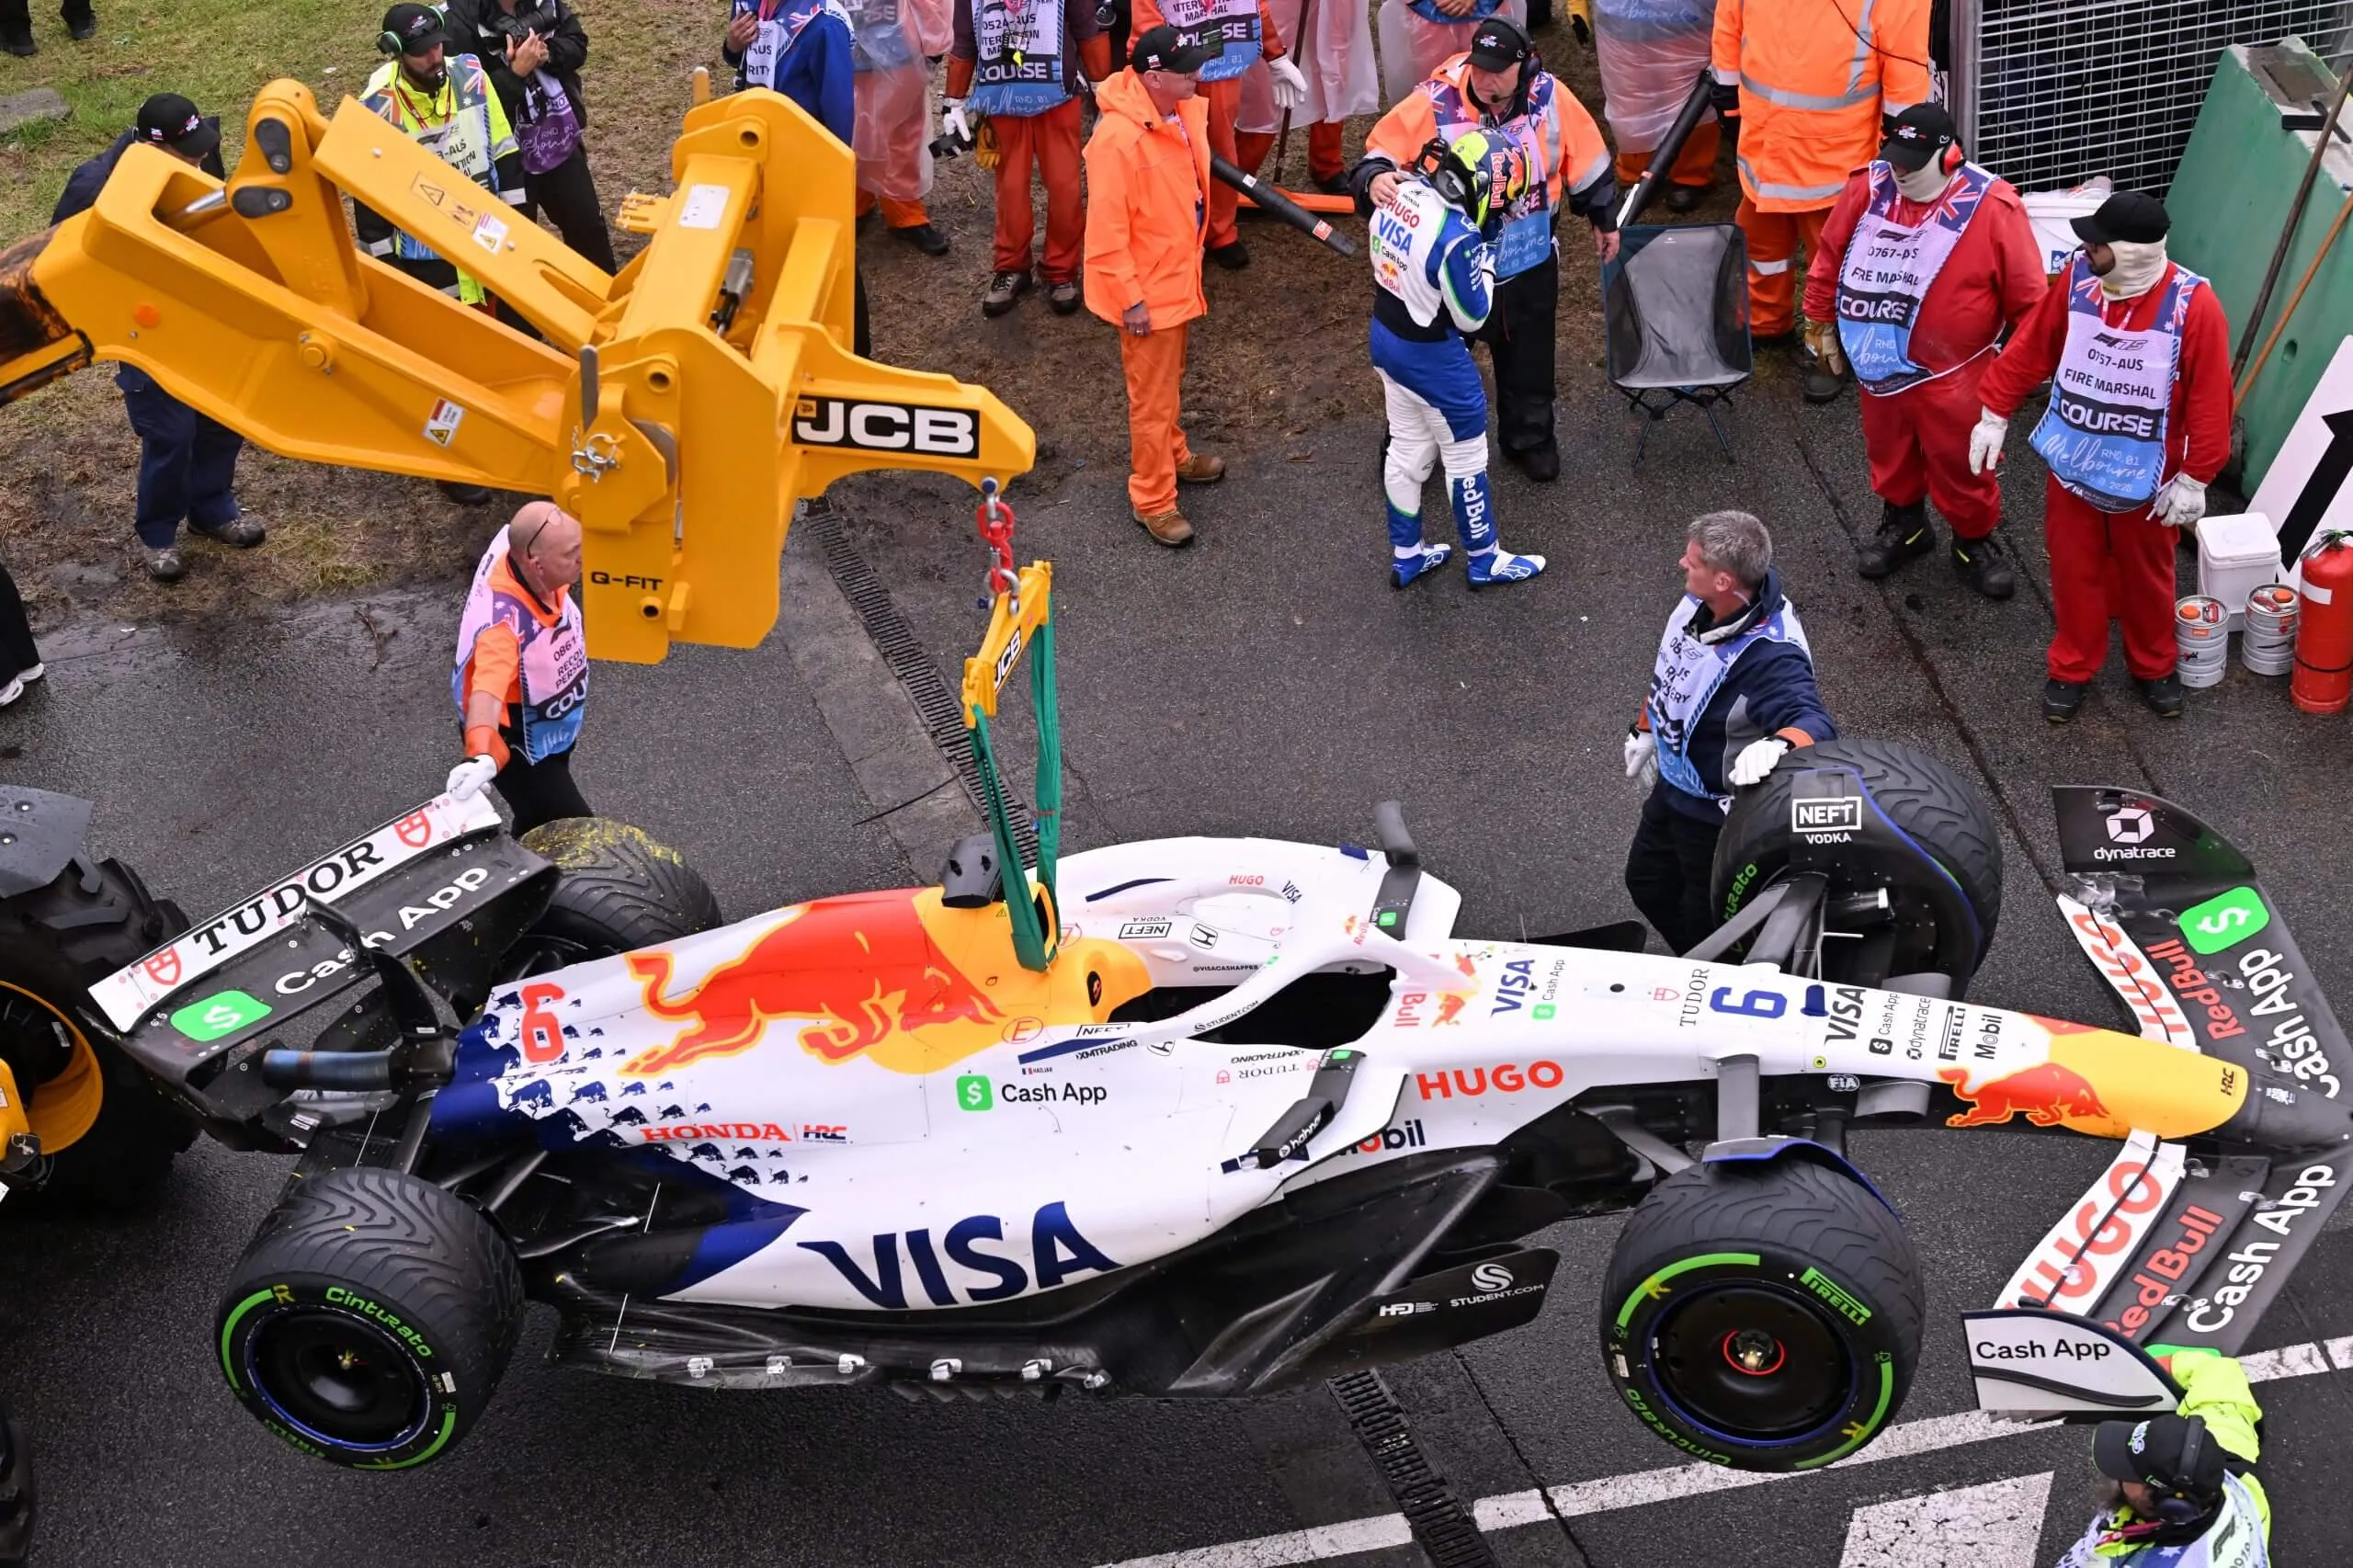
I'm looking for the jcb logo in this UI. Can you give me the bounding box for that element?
[792,397,980,459]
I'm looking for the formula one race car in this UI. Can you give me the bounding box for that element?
[85,569,2353,1476]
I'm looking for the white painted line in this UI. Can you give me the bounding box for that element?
[1091,1337,2353,1568]
[1091,1516,1414,1568]
[1838,1472,2052,1568]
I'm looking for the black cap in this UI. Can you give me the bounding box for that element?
[1880,103,1957,171]
[382,2,447,54]
[1130,24,1218,74]
[2073,191,2170,246]
[2092,1415,2226,1498]
[1466,16,1532,73]
[134,94,219,160]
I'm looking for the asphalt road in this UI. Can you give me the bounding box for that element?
[9,335,2353,1567]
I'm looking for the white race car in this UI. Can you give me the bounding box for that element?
[90,736,2353,1475]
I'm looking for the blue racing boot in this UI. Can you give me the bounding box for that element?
[1466,547,1547,588]
[1388,501,1451,588]
[1449,472,1546,588]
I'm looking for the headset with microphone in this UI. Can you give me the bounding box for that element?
[2148,1415,2215,1527]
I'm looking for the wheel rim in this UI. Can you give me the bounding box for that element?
[494,933,601,985]
[0,983,103,1151]
[1651,1285,1854,1445]
[247,1310,429,1451]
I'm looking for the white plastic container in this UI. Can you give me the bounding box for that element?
[2197,512,2283,631]
[2022,179,2113,275]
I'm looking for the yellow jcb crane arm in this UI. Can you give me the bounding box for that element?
[0,79,1034,663]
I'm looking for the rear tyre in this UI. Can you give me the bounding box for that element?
[1600,1157,1925,1472]
[0,855,196,1210]
[1711,736,2003,985]
[218,1165,524,1471]
[505,818,722,977]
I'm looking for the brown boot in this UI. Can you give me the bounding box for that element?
[1134,507,1195,547]
[1175,453,1226,484]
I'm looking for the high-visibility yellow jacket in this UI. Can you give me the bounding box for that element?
[1711,0,1929,212]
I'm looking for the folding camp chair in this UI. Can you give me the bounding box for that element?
[1600,222,1752,465]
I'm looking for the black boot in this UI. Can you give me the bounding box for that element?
[61,2,93,39]
[1857,499,1933,579]
[2138,673,2186,718]
[2042,677,2089,724]
[1949,529,2017,600]
[1509,440,1561,483]
[2,23,34,53]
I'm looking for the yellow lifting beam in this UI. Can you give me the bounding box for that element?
[0,80,1035,663]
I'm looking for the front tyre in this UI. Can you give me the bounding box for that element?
[218,1166,524,1471]
[1600,1157,1925,1472]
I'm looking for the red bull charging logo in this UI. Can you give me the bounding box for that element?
[622,891,999,1077]
[1939,1062,2112,1129]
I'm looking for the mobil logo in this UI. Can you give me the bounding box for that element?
[797,1199,1119,1309]
[1417,1061,1566,1099]
[1342,1119,1427,1156]
[621,892,997,1077]
[1940,1061,2109,1129]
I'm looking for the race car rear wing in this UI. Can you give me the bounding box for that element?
[1975,786,2353,1418]
[88,792,557,1141]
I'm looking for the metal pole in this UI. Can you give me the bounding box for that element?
[2233,57,2353,383]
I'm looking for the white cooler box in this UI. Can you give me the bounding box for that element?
[2198,513,2284,631]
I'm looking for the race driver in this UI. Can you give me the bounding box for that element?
[1623,510,1833,955]
[2066,1348,2268,1566]
[1370,131,1545,589]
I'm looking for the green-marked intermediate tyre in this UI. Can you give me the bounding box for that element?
[1599,1157,1925,1472]
[217,1166,524,1471]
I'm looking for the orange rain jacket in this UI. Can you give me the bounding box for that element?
[1711,0,1930,212]
[1082,69,1212,329]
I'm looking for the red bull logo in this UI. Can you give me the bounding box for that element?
[622,891,999,1077]
[1940,1062,2111,1129]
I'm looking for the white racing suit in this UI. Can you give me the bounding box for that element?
[1368,177,1541,585]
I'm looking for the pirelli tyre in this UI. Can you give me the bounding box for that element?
[1600,1156,1926,1472]
[218,1165,525,1470]
[0,854,196,1210]
[505,818,722,977]
[1711,737,2003,986]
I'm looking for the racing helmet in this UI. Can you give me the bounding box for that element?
[1414,132,1526,229]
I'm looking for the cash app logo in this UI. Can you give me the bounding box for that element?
[2177,886,2269,955]
[170,990,270,1042]
[956,1074,994,1112]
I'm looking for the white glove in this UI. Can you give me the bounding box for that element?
[447,755,499,801]
[1967,408,2008,475]
[940,97,972,144]
[1729,737,1790,788]
[2151,473,2208,528]
[1267,54,1308,111]
[1623,729,1656,787]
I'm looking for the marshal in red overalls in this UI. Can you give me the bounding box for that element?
[1980,230,2233,711]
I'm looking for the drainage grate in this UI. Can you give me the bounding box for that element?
[1327,1369,1501,1568]
[1954,0,2353,197]
[799,501,1041,869]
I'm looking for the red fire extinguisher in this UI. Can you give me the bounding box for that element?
[2293,530,2353,714]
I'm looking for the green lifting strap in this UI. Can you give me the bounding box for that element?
[968,616,1061,971]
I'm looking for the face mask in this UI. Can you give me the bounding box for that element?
[2100,238,2168,300]
[1895,161,1951,203]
